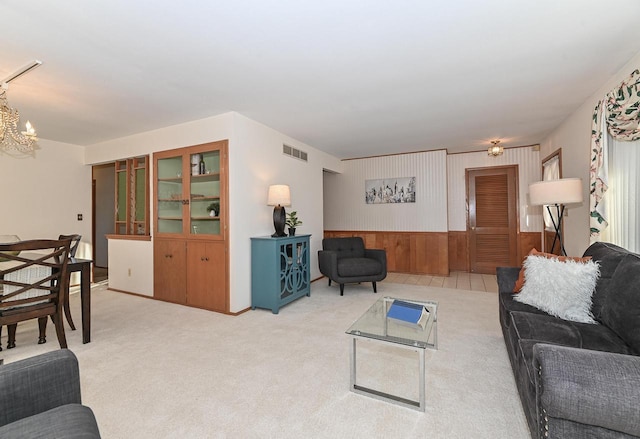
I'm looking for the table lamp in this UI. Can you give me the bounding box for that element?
[529,178,583,256]
[267,184,291,237]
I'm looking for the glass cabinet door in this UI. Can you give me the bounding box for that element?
[156,155,184,234]
[189,150,221,236]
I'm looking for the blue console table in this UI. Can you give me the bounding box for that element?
[251,234,311,314]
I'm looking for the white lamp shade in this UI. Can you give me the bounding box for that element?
[267,184,291,206]
[529,178,583,206]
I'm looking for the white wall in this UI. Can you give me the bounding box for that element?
[540,50,640,256]
[108,239,154,295]
[85,111,342,311]
[86,112,236,298]
[229,113,342,311]
[0,139,92,256]
[447,146,542,232]
[323,150,448,231]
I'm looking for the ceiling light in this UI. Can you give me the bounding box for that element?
[1,60,41,154]
[487,140,503,157]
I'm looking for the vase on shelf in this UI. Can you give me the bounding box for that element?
[288,228,296,236]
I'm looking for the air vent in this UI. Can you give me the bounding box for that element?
[283,144,308,162]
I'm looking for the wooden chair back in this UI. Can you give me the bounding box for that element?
[58,234,81,258]
[0,238,71,349]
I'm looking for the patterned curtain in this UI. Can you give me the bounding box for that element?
[589,69,640,243]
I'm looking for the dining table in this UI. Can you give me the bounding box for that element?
[67,257,93,343]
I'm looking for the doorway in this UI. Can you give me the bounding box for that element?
[92,163,115,282]
[466,166,519,274]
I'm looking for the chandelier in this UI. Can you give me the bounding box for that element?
[487,140,504,156]
[1,60,41,153]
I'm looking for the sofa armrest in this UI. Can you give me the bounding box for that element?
[318,250,339,280]
[0,349,82,427]
[364,249,387,274]
[534,344,640,437]
[496,266,520,293]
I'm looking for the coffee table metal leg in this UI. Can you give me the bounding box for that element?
[419,348,425,410]
[350,336,427,412]
[350,337,357,391]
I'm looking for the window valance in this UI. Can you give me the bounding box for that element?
[589,69,640,242]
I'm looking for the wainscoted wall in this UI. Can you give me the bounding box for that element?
[323,150,448,232]
[448,230,541,271]
[323,146,544,275]
[324,230,449,275]
[447,146,543,232]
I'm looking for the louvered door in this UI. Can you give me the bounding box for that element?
[467,166,518,274]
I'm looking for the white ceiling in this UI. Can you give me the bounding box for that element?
[3,1,640,158]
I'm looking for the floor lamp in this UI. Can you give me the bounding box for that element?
[529,178,583,256]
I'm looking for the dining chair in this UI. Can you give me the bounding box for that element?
[59,234,81,330]
[0,238,71,351]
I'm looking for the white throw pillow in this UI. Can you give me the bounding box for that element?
[514,255,600,323]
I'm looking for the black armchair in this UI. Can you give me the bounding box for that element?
[318,237,387,296]
[0,349,101,438]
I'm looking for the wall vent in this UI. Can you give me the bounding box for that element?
[283,144,308,162]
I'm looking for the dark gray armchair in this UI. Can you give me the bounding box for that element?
[318,237,387,296]
[0,349,101,438]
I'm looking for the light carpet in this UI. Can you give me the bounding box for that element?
[1,281,529,438]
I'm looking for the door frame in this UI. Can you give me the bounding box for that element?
[466,165,520,273]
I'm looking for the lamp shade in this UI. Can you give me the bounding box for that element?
[529,178,583,206]
[267,184,291,206]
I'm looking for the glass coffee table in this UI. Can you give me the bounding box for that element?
[345,296,438,411]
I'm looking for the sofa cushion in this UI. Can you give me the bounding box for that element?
[498,291,547,330]
[598,253,640,354]
[583,241,633,321]
[514,255,600,323]
[511,312,633,356]
[337,257,382,277]
[0,404,100,439]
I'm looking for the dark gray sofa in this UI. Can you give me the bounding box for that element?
[0,349,101,438]
[318,237,387,295]
[498,242,640,439]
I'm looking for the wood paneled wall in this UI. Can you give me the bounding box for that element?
[325,230,541,275]
[323,230,449,275]
[448,230,542,271]
[448,231,469,272]
[519,232,543,262]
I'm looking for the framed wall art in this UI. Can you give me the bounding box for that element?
[365,177,416,204]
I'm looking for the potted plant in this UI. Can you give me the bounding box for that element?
[206,202,220,217]
[285,211,303,236]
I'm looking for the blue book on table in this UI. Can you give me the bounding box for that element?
[387,300,429,329]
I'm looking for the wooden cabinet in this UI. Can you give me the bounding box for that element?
[187,241,226,311]
[153,141,228,313]
[154,238,186,303]
[250,235,311,314]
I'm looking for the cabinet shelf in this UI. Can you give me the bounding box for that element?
[191,173,220,182]
[191,216,220,220]
[191,196,220,201]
